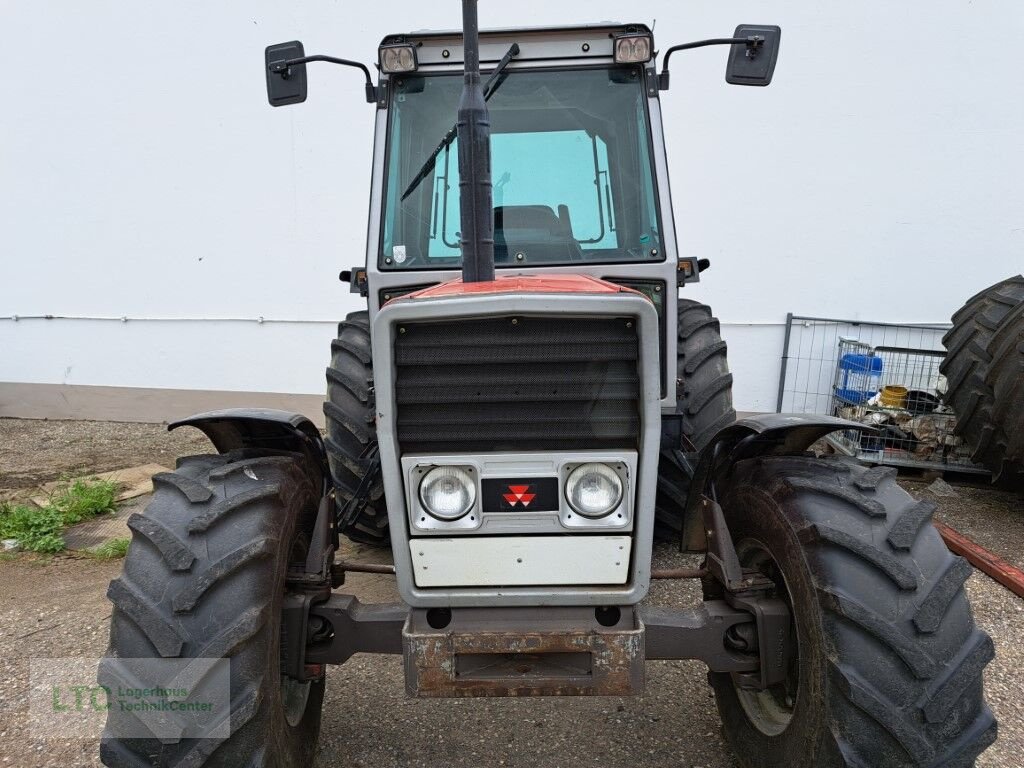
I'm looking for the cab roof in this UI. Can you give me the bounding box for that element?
[380,23,654,68]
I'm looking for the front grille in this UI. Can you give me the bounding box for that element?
[394,315,640,453]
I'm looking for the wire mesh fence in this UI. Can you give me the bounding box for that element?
[776,314,988,474]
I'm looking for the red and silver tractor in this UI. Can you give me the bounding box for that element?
[100,4,995,766]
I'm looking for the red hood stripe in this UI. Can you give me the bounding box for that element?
[394,274,646,302]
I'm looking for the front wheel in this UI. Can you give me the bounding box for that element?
[708,456,996,767]
[99,451,325,767]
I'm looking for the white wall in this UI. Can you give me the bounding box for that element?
[3,1,1023,414]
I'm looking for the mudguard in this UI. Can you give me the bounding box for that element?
[684,413,874,524]
[169,408,329,494]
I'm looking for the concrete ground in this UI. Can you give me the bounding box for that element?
[0,418,1022,766]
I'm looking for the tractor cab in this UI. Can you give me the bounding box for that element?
[359,22,775,410]
[375,28,664,276]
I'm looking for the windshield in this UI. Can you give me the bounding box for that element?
[380,66,663,270]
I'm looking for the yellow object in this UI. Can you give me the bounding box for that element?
[880,385,909,408]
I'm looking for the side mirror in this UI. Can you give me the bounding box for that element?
[265,41,307,107]
[725,25,781,86]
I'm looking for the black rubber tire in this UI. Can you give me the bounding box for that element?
[654,299,736,540]
[940,275,1024,473]
[983,299,1024,486]
[324,310,389,545]
[99,451,325,768]
[707,456,996,768]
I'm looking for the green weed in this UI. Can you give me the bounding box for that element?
[0,502,65,553]
[0,477,121,554]
[88,537,130,560]
[49,477,119,525]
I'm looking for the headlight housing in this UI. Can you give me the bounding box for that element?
[419,466,476,520]
[565,463,623,518]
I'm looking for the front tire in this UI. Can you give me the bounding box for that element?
[99,451,325,767]
[708,456,996,767]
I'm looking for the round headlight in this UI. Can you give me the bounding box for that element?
[419,466,476,521]
[565,463,623,518]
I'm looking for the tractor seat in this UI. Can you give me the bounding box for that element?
[495,205,562,236]
[494,204,581,263]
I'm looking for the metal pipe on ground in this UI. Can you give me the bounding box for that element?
[935,521,1024,599]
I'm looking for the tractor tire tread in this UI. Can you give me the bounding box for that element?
[940,276,1024,474]
[711,456,994,768]
[655,299,735,541]
[325,311,390,546]
[126,513,195,571]
[887,500,937,551]
[100,452,323,767]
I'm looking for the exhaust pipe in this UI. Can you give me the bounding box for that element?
[457,0,495,283]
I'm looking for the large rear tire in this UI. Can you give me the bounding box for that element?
[983,300,1024,486]
[324,311,389,545]
[708,456,996,767]
[99,451,325,767]
[940,275,1024,475]
[655,299,736,540]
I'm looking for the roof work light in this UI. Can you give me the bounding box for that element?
[379,43,418,73]
[613,32,653,64]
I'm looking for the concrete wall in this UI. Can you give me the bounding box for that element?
[3,1,1022,419]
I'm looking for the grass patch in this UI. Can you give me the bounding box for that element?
[48,477,119,524]
[87,537,130,560]
[0,502,65,553]
[0,477,121,554]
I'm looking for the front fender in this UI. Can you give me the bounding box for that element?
[684,413,875,522]
[169,408,329,494]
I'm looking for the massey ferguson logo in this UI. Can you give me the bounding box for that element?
[482,477,557,513]
[502,485,535,508]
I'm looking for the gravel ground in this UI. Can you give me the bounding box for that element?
[0,419,1021,766]
[0,418,207,491]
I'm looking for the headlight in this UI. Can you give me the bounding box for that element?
[565,463,623,518]
[379,43,418,74]
[613,34,653,64]
[419,466,475,520]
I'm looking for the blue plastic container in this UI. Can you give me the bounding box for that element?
[835,353,883,404]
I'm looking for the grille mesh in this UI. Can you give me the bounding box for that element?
[394,315,640,453]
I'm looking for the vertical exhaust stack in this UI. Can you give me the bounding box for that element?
[457,0,495,283]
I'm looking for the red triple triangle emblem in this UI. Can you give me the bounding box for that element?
[502,484,535,507]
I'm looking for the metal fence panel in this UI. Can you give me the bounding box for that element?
[776,314,987,474]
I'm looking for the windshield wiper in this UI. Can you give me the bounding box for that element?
[400,43,520,201]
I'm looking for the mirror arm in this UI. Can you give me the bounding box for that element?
[268,55,378,103]
[658,36,764,90]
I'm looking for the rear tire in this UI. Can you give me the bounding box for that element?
[655,299,736,540]
[983,300,1024,486]
[324,310,390,545]
[940,275,1024,475]
[100,451,325,767]
[708,456,996,767]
